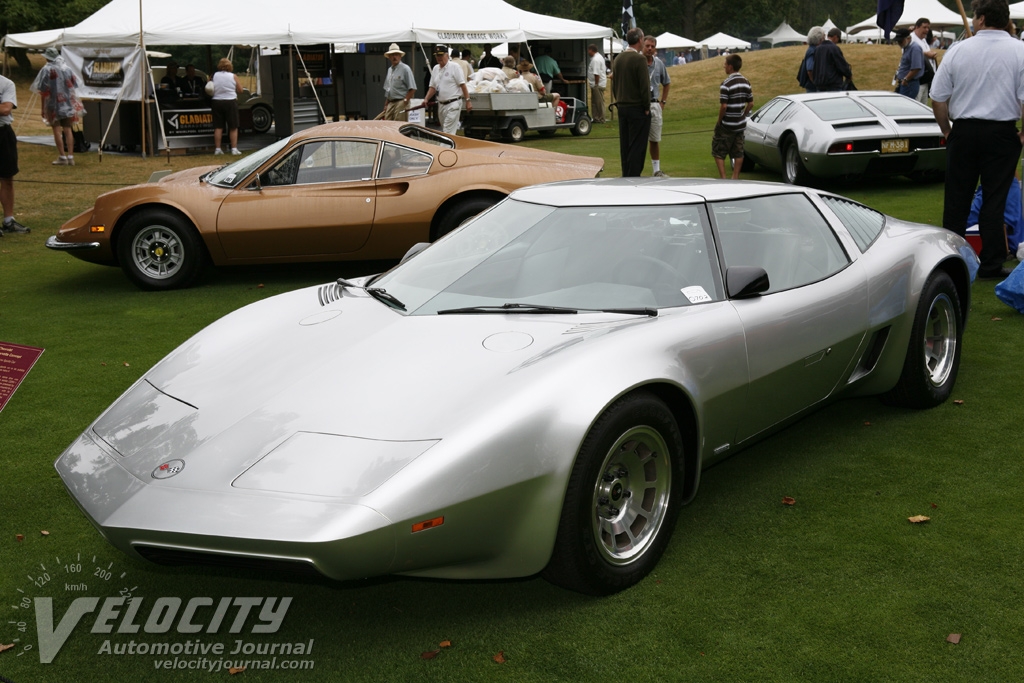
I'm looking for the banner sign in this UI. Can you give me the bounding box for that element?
[62,46,146,101]
[0,342,44,414]
[162,108,214,138]
[414,29,524,44]
[293,45,331,78]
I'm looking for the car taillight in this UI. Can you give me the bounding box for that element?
[828,142,854,154]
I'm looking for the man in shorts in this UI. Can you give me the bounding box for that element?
[712,54,753,180]
[0,73,28,235]
[643,35,671,177]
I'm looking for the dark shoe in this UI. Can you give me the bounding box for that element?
[1,218,29,234]
[977,266,1013,280]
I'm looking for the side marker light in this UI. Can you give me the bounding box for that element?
[412,516,444,533]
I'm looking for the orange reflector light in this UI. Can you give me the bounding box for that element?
[90,225,106,233]
[412,516,444,533]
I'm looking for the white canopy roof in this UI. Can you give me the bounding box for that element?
[757,22,806,46]
[846,26,957,42]
[846,0,967,34]
[700,32,752,50]
[821,18,847,40]
[4,0,611,49]
[1010,1,1024,20]
[655,31,700,49]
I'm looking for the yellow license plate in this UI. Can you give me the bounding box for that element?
[881,138,909,154]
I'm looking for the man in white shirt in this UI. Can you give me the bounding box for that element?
[931,0,1024,278]
[422,44,473,135]
[910,18,939,102]
[0,74,28,235]
[587,44,607,124]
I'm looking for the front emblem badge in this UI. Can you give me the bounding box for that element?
[152,459,186,479]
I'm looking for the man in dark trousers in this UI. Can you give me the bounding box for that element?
[612,27,651,177]
[931,0,1024,278]
[813,28,852,91]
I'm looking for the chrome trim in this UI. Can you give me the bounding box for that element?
[46,235,101,251]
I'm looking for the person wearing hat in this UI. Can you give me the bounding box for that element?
[382,44,416,121]
[421,44,472,135]
[31,47,84,166]
[894,28,924,99]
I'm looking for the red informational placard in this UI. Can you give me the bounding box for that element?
[0,342,44,414]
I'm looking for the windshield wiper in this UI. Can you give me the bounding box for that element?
[585,307,658,317]
[365,287,406,311]
[437,303,579,315]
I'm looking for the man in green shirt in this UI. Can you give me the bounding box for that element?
[611,28,651,177]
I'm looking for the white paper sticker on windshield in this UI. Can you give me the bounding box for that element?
[224,173,237,184]
[681,286,711,304]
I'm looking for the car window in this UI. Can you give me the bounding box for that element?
[819,195,886,252]
[400,125,455,149]
[712,194,850,294]
[206,135,292,187]
[804,98,875,121]
[859,95,932,117]
[262,140,378,186]
[379,143,432,178]
[750,99,791,125]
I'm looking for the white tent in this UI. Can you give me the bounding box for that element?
[821,18,847,40]
[846,0,968,34]
[700,32,752,50]
[4,0,611,48]
[757,22,806,47]
[846,26,957,42]
[1010,1,1024,20]
[655,31,700,49]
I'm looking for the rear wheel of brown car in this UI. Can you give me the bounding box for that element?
[118,210,206,290]
[543,391,684,595]
[433,197,498,240]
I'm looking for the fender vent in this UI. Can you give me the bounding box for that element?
[848,326,891,383]
[134,546,323,578]
[317,283,344,307]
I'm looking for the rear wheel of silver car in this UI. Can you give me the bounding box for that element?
[543,391,684,595]
[783,139,809,185]
[249,104,273,134]
[883,270,962,408]
[118,210,206,290]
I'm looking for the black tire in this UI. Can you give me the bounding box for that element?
[741,156,756,172]
[882,270,962,408]
[432,196,499,240]
[117,209,206,290]
[543,391,684,595]
[249,104,273,134]
[571,115,592,137]
[505,120,526,143]
[783,139,810,186]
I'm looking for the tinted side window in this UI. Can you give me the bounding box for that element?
[713,194,850,294]
[819,195,885,251]
[379,143,432,178]
[263,140,378,186]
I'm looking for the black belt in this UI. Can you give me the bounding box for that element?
[386,98,405,103]
[438,97,462,105]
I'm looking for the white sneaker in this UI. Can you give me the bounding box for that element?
[653,170,669,178]
[230,148,241,155]
[214,148,224,155]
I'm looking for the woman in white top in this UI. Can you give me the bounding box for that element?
[211,58,243,155]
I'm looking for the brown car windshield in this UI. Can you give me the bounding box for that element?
[205,135,293,188]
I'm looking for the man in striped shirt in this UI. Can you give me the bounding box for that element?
[712,54,753,180]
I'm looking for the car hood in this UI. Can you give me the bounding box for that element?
[457,141,604,177]
[88,284,651,490]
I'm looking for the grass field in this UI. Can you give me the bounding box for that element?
[2,44,1024,682]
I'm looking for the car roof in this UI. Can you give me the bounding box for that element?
[289,120,441,144]
[510,177,809,207]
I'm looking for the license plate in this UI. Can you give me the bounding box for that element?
[881,138,909,154]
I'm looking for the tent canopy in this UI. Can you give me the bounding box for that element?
[846,0,967,34]
[757,22,806,46]
[4,0,610,48]
[700,32,752,50]
[821,18,847,40]
[655,31,699,49]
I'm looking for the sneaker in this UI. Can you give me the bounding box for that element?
[214,148,224,155]
[52,157,69,165]
[67,156,75,166]
[653,170,670,178]
[2,218,30,234]
[231,148,241,155]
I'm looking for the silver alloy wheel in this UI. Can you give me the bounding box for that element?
[784,144,800,183]
[923,292,957,387]
[590,425,672,565]
[131,224,184,280]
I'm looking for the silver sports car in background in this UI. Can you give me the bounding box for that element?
[743,91,947,185]
[55,178,976,595]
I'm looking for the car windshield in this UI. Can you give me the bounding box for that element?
[205,135,293,187]
[372,198,722,315]
[399,125,455,149]
[805,98,875,121]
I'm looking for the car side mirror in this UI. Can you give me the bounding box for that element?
[726,266,770,299]
[400,242,430,264]
[249,173,262,193]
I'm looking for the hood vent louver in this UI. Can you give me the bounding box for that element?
[317,283,344,307]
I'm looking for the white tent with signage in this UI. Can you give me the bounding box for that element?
[699,32,752,51]
[846,0,968,34]
[757,22,806,46]
[3,0,610,48]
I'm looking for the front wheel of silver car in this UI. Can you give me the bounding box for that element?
[118,210,206,290]
[543,391,684,595]
[882,270,962,408]
[783,140,809,186]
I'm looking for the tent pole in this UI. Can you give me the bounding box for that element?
[138,0,147,159]
[954,0,973,37]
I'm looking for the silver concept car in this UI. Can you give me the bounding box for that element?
[55,179,976,595]
[743,91,946,185]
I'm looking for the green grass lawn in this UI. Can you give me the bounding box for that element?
[2,45,1024,681]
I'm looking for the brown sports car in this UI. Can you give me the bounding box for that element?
[46,121,604,289]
